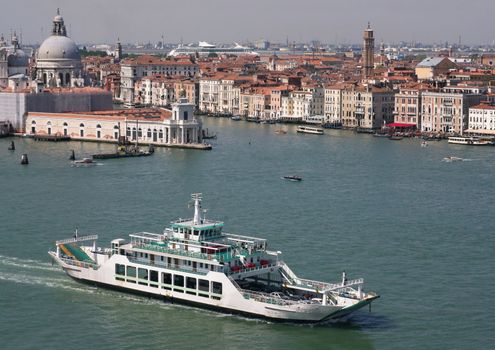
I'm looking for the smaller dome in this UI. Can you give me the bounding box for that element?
[7,49,29,67]
[53,15,63,22]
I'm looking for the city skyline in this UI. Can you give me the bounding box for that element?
[1,0,495,46]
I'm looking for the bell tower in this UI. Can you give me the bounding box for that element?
[363,22,375,80]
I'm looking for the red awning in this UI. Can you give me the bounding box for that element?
[386,123,416,128]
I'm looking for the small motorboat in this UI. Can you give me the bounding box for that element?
[373,133,390,138]
[282,175,303,182]
[389,135,403,140]
[231,115,241,121]
[421,141,428,147]
[442,156,463,162]
[72,158,96,166]
[275,129,287,135]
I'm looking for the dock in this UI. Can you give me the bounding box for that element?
[33,135,71,142]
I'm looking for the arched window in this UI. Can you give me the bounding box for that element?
[47,121,52,126]
[96,124,102,128]
[147,128,152,138]
[31,120,36,125]
[96,124,102,138]
[159,130,163,139]
[126,127,131,137]
[138,128,142,137]
[59,73,64,85]
[80,123,85,128]
[183,111,188,120]
[66,73,71,85]
[63,122,68,127]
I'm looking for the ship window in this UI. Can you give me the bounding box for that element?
[174,274,184,287]
[186,277,197,290]
[127,266,136,277]
[115,264,125,275]
[149,270,158,287]
[212,282,222,295]
[198,279,209,292]
[138,268,148,280]
[162,272,172,285]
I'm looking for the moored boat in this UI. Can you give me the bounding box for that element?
[72,158,96,166]
[49,194,378,323]
[448,136,491,146]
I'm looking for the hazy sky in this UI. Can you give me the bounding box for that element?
[1,0,494,45]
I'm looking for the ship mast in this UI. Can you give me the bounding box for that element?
[192,193,202,224]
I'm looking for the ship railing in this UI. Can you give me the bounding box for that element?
[56,234,98,245]
[227,263,278,276]
[239,289,305,306]
[58,256,99,270]
[284,276,364,295]
[127,256,209,276]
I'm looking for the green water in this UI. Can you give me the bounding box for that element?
[1,118,494,349]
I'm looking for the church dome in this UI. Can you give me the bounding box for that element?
[7,49,29,67]
[38,35,80,61]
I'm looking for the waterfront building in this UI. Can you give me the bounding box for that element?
[280,87,324,122]
[0,87,112,132]
[26,98,203,146]
[415,57,457,81]
[324,84,344,123]
[199,75,249,115]
[466,103,495,136]
[393,83,437,129]
[341,84,395,130]
[362,23,375,80]
[420,91,483,134]
[120,55,199,105]
[35,10,83,87]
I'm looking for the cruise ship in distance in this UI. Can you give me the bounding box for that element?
[49,194,379,323]
[168,41,258,57]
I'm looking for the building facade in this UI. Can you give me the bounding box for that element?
[466,104,495,135]
[26,98,203,146]
[120,56,199,105]
[421,91,483,134]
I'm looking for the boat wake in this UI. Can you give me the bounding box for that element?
[0,254,60,272]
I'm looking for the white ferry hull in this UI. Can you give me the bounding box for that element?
[49,252,375,323]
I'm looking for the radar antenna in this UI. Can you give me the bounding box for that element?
[191,193,202,224]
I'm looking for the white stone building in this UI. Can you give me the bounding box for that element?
[466,104,495,135]
[26,98,204,147]
[120,56,198,105]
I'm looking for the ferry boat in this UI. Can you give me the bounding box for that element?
[296,126,324,135]
[447,136,491,146]
[49,194,378,323]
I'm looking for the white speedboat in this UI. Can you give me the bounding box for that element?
[443,156,463,162]
[296,126,324,135]
[49,194,378,323]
